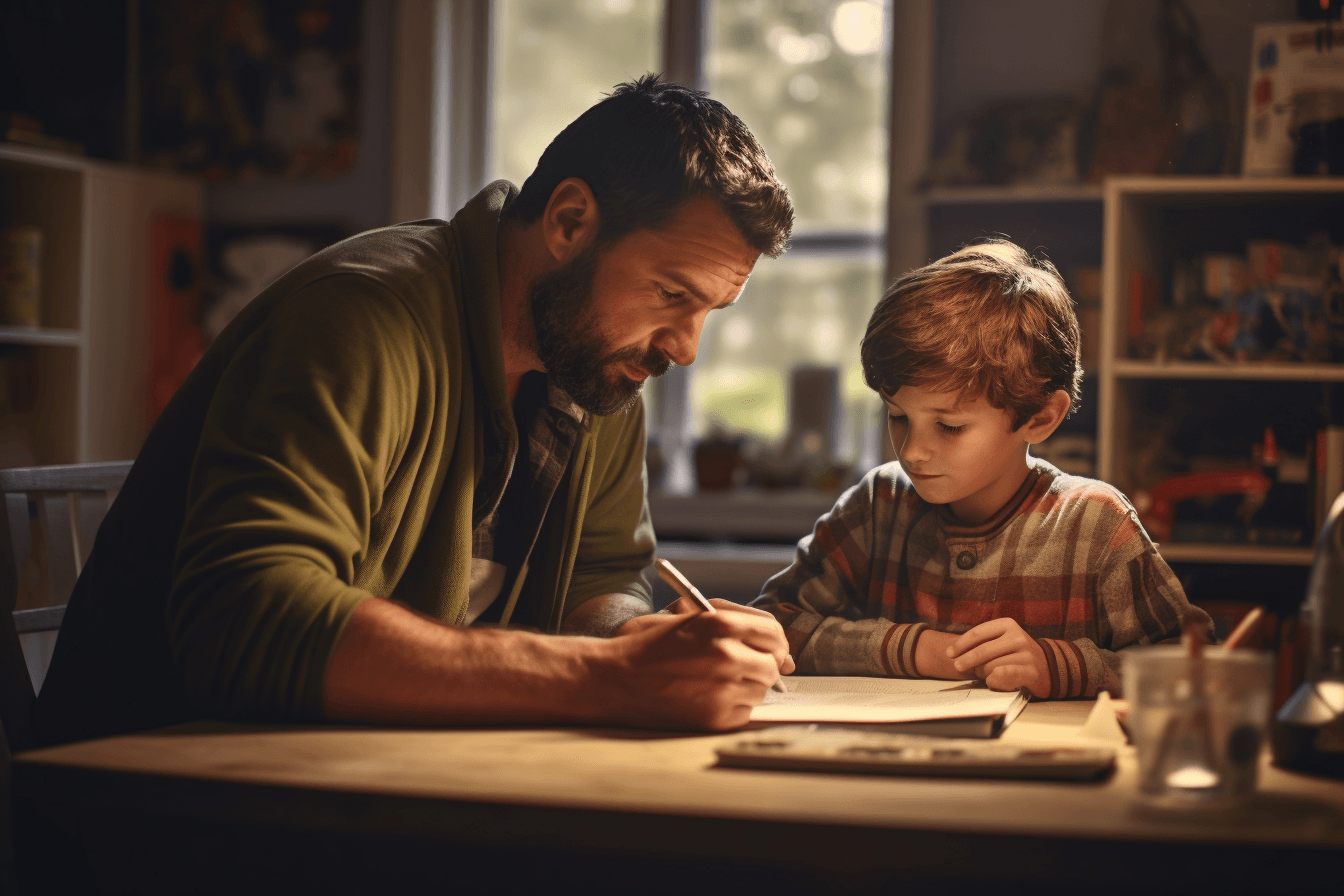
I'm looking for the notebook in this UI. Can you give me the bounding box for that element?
[750,676,1030,738]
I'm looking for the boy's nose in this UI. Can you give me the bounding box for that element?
[899,431,933,465]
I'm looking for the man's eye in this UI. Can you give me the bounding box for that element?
[657,286,685,303]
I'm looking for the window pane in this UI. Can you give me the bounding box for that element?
[489,0,663,188]
[688,252,885,462]
[705,0,890,232]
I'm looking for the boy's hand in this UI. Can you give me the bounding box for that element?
[946,618,1051,698]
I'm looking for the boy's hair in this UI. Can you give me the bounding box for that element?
[860,240,1083,429]
[505,74,793,258]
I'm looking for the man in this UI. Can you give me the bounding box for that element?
[35,75,796,745]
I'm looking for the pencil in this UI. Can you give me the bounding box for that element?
[654,558,787,693]
[1221,606,1264,651]
[654,558,715,614]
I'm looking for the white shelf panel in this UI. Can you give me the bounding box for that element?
[0,326,80,347]
[1106,175,1344,199]
[921,184,1103,205]
[1111,360,1344,382]
[1156,543,1314,566]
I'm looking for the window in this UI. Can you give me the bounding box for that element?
[487,1,663,187]
[488,0,892,491]
[693,1,888,465]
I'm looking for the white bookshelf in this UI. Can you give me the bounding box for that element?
[1098,176,1344,566]
[0,143,203,466]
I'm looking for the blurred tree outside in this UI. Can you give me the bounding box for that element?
[693,0,888,457]
[488,0,662,186]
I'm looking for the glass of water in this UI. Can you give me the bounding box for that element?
[1124,645,1274,809]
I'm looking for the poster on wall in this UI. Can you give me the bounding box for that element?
[140,0,362,180]
[201,223,349,342]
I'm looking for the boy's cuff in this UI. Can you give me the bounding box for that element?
[881,622,929,678]
[762,602,826,659]
[1036,637,1091,698]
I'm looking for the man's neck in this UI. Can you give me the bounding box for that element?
[496,219,547,403]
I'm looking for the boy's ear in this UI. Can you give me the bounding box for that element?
[1020,390,1071,445]
[541,177,600,264]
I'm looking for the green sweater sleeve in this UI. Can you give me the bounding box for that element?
[167,276,430,720]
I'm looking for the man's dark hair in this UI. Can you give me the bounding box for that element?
[506,74,793,257]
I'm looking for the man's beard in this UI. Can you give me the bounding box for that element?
[529,245,672,416]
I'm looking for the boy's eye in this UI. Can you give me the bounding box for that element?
[937,422,966,434]
[887,414,907,425]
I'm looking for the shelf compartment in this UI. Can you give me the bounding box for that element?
[0,153,85,331]
[1098,177,1344,488]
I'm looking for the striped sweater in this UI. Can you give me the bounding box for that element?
[753,459,1209,698]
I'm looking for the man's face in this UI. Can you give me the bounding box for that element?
[530,195,759,416]
[884,384,1033,524]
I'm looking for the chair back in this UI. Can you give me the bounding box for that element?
[0,461,132,754]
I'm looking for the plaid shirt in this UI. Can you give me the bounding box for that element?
[753,459,1208,698]
[469,372,589,625]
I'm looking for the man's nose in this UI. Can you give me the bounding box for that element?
[659,313,705,367]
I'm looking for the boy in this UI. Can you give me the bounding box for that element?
[753,241,1210,698]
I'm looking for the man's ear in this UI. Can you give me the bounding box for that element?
[541,177,600,263]
[1020,389,1071,445]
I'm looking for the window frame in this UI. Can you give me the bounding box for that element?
[400,0,935,491]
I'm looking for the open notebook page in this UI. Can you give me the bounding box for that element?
[752,676,1029,724]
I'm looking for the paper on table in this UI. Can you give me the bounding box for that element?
[752,676,1029,724]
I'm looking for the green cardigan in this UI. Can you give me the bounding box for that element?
[36,182,654,745]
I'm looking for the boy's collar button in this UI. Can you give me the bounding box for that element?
[956,550,977,570]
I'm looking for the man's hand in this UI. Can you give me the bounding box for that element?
[324,596,793,734]
[946,618,1051,698]
[618,597,795,676]
[590,600,795,730]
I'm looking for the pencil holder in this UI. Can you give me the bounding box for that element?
[1124,645,1273,808]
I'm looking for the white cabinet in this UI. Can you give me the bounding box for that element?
[0,144,203,465]
[1098,176,1344,567]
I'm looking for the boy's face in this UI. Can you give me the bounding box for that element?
[884,384,1032,524]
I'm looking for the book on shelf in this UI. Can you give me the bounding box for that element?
[2,113,85,156]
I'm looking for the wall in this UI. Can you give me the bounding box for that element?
[203,0,396,236]
[933,0,1300,154]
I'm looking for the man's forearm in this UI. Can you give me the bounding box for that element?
[323,597,610,726]
[323,593,793,731]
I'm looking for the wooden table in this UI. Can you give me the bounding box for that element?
[12,701,1344,895]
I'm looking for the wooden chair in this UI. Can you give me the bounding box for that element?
[0,461,132,754]
[0,462,130,893]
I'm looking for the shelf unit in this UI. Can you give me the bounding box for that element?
[1098,176,1344,567]
[918,183,1106,474]
[0,143,203,466]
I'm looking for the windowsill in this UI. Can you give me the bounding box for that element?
[648,487,840,542]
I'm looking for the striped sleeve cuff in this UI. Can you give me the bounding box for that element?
[1036,637,1092,698]
[880,622,930,678]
